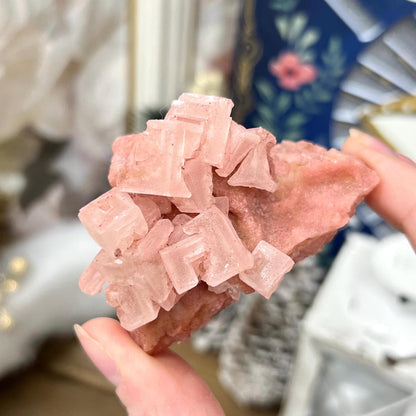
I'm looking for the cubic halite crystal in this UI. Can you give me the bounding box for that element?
[78,93,379,353]
[78,188,149,255]
[240,240,294,299]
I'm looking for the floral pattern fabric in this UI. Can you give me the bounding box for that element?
[238,0,415,147]
[232,0,415,248]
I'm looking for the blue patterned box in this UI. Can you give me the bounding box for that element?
[231,0,416,247]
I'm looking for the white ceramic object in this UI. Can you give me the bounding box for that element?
[372,233,416,302]
[282,233,416,416]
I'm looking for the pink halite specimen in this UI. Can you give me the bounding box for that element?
[79,188,148,255]
[166,93,233,167]
[106,284,160,331]
[160,234,207,294]
[132,219,173,262]
[129,195,161,228]
[170,157,214,213]
[79,262,106,296]
[215,121,259,177]
[240,240,294,299]
[78,93,379,354]
[228,127,278,192]
[182,206,254,287]
[108,130,190,197]
[168,214,192,245]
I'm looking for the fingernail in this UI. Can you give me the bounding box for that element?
[349,129,396,156]
[74,324,121,385]
[396,153,416,166]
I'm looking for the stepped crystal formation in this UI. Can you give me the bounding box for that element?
[79,93,379,354]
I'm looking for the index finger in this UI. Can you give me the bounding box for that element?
[342,129,416,250]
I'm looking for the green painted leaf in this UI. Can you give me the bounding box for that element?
[270,0,299,13]
[318,35,346,89]
[315,90,332,102]
[256,79,274,103]
[296,28,320,51]
[258,104,275,123]
[275,16,289,39]
[298,50,316,63]
[328,36,342,54]
[287,13,308,43]
[275,92,292,114]
[285,112,308,127]
[294,92,320,114]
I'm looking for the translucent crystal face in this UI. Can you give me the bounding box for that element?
[216,121,260,178]
[166,93,233,168]
[160,234,207,294]
[239,240,294,299]
[78,93,378,346]
[78,188,148,254]
[228,127,278,192]
[170,158,214,213]
[105,284,160,331]
[182,206,254,287]
[110,130,191,197]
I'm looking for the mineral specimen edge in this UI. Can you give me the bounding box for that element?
[78,92,379,354]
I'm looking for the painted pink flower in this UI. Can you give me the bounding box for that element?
[269,52,317,91]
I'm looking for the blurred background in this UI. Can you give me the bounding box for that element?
[0,0,415,415]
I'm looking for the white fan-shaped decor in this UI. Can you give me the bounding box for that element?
[331,14,416,161]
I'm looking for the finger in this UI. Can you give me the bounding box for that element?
[343,129,416,250]
[75,318,224,416]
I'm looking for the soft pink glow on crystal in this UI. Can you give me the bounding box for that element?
[147,119,202,160]
[133,219,174,262]
[183,206,254,286]
[207,281,241,301]
[133,259,173,304]
[78,262,106,296]
[168,214,192,245]
[171,158,213,213]
[213,196,229,215]
[216,121,260,177]
[160,234,207,294]
[166,93,233,168]
[228,128,278,192]
[108,135,136,187]
[78,93,379,353]
[250,127,276,146]
[130,194,161,228]
[93,250,137,285]
[78,188,148,254]
[144,195,172,214]
[214,140,379,261]
[239,240,294,299]
[105,284,160,330]
[109,131,191,197]
[159,288,181,311]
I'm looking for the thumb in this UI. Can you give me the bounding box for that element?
[75,318,224,416]
[343,129,416,250]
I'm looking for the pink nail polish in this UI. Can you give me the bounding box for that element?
[74,324,121,385]
[349,129,396,156]
[396,153,416,166]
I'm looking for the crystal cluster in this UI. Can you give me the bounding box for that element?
[79,93,295,334]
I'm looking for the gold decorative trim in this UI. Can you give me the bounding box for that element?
[232,0,263,124]
[361,95,416,148]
